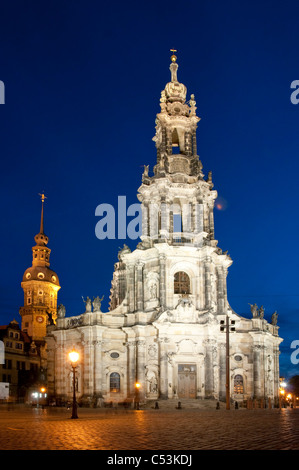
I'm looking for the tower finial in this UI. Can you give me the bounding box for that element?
[170,49,177,63]
[38,192,47,234]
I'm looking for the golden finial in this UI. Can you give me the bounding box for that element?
[170,49,177,62]
[39,192,47,203]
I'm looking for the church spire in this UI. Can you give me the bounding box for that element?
[34,193,49,249]
[39,192,46,234]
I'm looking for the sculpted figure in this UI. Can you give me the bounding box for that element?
[271,311,278,325]
[57,304,66,318]
[82,296,92,312]
[93,295,104,312]
[249,303,258,317]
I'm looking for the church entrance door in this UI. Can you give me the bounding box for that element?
[178,364,196,398]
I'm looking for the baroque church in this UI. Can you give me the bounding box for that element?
[39,53,282,406]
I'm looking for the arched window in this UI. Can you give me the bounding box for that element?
[110,372,120,393]
[174,271,190,294]
[234,374,244,394]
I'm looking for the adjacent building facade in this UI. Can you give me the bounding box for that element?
[46,54,283,406]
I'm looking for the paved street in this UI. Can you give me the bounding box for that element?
[0,404,298,452]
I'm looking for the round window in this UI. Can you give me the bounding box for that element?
[234,355,242,362]
[110,352,119,359]
[38,272,45,279]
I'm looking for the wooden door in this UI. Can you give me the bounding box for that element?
[178,364,196,398]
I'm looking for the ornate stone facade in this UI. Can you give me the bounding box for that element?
[46,54,282,406]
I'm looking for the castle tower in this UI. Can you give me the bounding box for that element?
[19,194,60,340]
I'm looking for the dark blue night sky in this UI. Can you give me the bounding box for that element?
[0,0,298,380]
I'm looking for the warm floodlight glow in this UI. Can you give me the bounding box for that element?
[135,382,141,389]
[69,350,79,364]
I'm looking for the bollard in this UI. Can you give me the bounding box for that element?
[216,401,220,410]
[154,401,159,409]
[177,401,182,409]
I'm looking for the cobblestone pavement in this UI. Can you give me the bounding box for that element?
[0,404,298,451]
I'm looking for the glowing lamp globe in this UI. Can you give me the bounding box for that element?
[69,350,79,364]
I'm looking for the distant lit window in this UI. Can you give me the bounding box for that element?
[110,372,120,393]
[174,271,190,294]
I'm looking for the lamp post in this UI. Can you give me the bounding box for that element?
[220,315,235,410]
[135,382,141,410]
[68,349,79,419]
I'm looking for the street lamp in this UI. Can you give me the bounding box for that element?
[220,315,236,410]
[135,382,141,410]
[68,349,79,419]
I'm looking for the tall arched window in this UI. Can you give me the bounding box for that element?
[174,271,190,294]
[110,372,120,393]
[234,374,244,394]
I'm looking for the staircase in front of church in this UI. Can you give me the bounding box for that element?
[143,398,226,410]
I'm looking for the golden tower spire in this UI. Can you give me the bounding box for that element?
[38,192,47,234]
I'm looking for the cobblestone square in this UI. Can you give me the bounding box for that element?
[0,405,298,452]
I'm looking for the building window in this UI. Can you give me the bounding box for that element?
[174,271,190,294]
[110,372,120,393]
[234,374,244,394]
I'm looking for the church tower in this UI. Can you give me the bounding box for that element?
[19,194,60,341]
[47,52,282,407]
[110,51,233,316]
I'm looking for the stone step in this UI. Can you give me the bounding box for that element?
[143,398,226,410]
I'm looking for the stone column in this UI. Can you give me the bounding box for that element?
[204,259,211,309]
[136,261,144,312]
[159,254,166,309]
[217,266,225,314]
[158,338,168,399]
[209,206,215,239]
[93,340,102,400]
[218,343,226,401]
[82,338,94,401]
[204,339,215,397]
[192,129,197,156]
[56,343,65,399]
[136,340,146,401]
[126,341,136,399]
[194,202,203,233]
[127,263,135,313]
[166,128,172,155]
[253,345,262,399]
[141,202,149,238]
[160,200,169,236]
[184,131,192,156]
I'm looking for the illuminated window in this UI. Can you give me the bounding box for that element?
[110,372,120,393]
[234,374,244,394]
[174,271,190,294]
